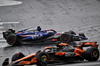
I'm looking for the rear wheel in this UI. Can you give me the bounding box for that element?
[6,34,20,46]
[85,48,99,61]
[60,33,71,43]
[36,52,49,66]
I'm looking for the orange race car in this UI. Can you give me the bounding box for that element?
[3,42,99,66]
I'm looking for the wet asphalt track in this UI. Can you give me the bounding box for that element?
[0,0,100,66]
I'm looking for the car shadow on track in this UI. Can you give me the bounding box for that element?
[48,60,100,66]
[3,42,58,48]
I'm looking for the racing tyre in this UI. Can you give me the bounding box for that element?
[36,52,49,66]
[60,33,71,43]
[85,48,99,61]
[6,34,20,46]
[12,52,25,66]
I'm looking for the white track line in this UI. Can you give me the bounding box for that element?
[0,1,23,6]
[0,22,19,24]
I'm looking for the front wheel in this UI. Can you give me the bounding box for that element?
[60,33,71,43]
[6,34,20,46]
[85,48,99,61]
[36,52,49,66]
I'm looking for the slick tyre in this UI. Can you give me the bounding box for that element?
[6,34,20,46]
[60,33,71,43]
[85,48,99,61]
[36,52,49,66]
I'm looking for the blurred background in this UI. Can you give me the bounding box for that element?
[0,0,100,66]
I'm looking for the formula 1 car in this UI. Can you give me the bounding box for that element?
[2,42,99,66]
[3,27,87,46]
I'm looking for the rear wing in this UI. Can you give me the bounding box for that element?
[77,42,98,48]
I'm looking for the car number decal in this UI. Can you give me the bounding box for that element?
[32,34,43,39]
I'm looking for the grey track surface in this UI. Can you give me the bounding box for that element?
[0,0,100,66]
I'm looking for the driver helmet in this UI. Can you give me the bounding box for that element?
[37,26,41,31]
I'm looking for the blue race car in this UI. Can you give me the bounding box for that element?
[3,28,57,46]
[3,27,87,46]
